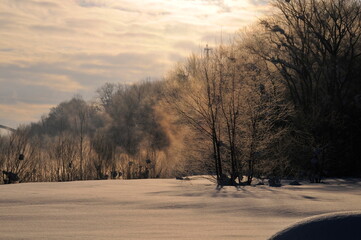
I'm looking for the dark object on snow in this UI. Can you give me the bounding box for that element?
[2,171,20,184]
[269,212,361,240]
[111,171,118,179]
[268,177,282,187]
[309,147,323,183]
[218,174,236,186]
[176,176,190,180]
[289,180,301,186]
[18,154,24,160]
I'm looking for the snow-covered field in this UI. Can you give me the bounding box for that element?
[1,177,361,239]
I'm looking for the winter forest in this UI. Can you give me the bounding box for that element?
[1,0,361,186]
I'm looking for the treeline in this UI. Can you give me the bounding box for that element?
[1,0,361,185]
[165,0,361,185]
[0,82,187,183]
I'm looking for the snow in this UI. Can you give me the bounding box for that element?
[1,177,361,239]
[269,211,361,240]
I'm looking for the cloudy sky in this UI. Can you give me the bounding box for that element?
[0,0,270,128]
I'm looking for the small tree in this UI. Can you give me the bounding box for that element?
[165,52,228,185]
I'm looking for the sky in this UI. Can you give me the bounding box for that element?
[0,0,270,128]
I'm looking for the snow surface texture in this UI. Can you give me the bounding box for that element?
[269,211,361,240]
[1,178,361,239]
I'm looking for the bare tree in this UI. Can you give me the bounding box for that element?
[165,52,229,185]
[248,0,361,176]
[0,127,39,183]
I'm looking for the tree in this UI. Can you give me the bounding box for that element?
[95,81,173,179]
[249,0,361,176]
[165,52,229,185]
[0,127,40,183]
[91,130,115,179]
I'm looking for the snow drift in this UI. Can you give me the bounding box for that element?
[269,211,361,240]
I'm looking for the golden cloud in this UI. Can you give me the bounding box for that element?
[0,0,270,126]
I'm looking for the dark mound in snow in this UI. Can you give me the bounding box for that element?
[269,212,361,240]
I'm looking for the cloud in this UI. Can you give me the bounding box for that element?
[64,18,107,29]
[0,0,271,127]
[7,0,59,9]
[75,0,107,8]
[182,0,231,12]
[26,74,86,92]
[0,67,81,106]
[30,25,75,34]
[172,40,200,52]
[0,48,15,52]
[0,50,167,106]
[248,0,270,6]
[0,102,54,128]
